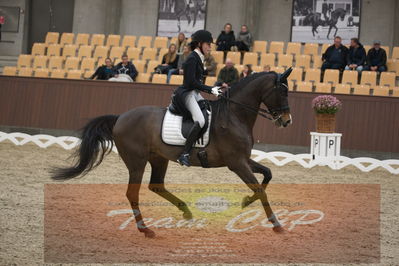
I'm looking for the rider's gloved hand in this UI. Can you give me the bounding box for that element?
[211,86,222,96]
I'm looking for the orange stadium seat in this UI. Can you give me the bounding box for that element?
[363,45,372,54]
[169,75,183,85]
[91,34,105,46]
[253,41,267,53]
[271,66,285,73]
[121,35,137,48]
[18,67,33,77]
[158,48,168,60]
[133,60,145,73]
[47,44,62,57]
[31,43,47,56]
[45,32,59,44]
[106,34,121,47]
[341,70,358,86]
[34,68,49,78]
[323,69,339,84]
[109,46,126,61]
[170,37,178,45]
[392,88,399,97]
[147,60,160,73]
[321,43,330,55]
[216,63,224,76]
[235,64,244,74]
[315,83,332,93]
[126,47,141,60]
[304,68,321,83]
[211,51,224,64]
[286,42,301,57]
[211,43,217,51]
[392,47,399,60]
[379,72,396,87]
[66,69,83,79]
[60,33,75,46]
[226,52,241,64]
[64,57,80,70]
[360,71,377,86]
[296,81,313,92]
[96,57,106,66]
[269,41,284,54]
[152,74,167,84]
[48,56,63,69]
[75,33,89,46]
[83,70,93,79]
[136,73,151,83]
[113,58,122,65]
[78,45,93,58]
[260,53,275,67]
[137,36,153,48]
[313,56,323,68]
[142,48,158,61]
[387,59,399,75]
[334,84,351,94]
[353,84,371,95]
[287,67,303,83]
[295,55,311,69]
[33,55,48,69]
[153,37,168,49]
[372,86,390,96]
[278,54,293,67]
[381,46,390,58]
[303,43,319,59]
[205,76,217,86]
[62,44,77,58]
[242,52,258,66]
[17,54,32,68]
[80,58,96,71]
[2,66,17,76]
[50,69,66,78]
[252,65,263,72]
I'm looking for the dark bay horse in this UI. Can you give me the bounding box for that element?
[52,69,293,238]
[304,8,346,39]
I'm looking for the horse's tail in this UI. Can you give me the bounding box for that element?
[51,115,119,180]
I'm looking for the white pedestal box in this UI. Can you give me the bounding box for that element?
[310,132,342,166]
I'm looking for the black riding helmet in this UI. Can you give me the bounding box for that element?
[191,30,213,44]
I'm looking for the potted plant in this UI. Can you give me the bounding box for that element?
[312,95,342,133]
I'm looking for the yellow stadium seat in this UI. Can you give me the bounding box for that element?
[296,81,313,92]
[2,66,17,76]
[286,42,301,57]
[260,53,275,66]
[169,75,184,85]
[211,43,217,51]
[133,60,146,73]
[45,32,59,44]
[253,41,267,53]
[31,43,47,56]
[126,47,141,60]
[17,54,32,68]
[242,52,258,66]
[341,70,358,86]
[96,57,106,66]
[323,69,339,84]
[50,69,66,78]
[109,46,125,61]
[353,84,370,95]
[226,52,241,65]
[381,46,390,58]
[33,55,48,69]
[278,54,293,67]
[64,57,80,70]
[303,43,319,59]
[47,44,62,56]
[211,51,224,64]
[83,70,93,79]
[34,68,49,78]
[363,45,372,54]
[313,56,323,68]
[66,70,83,79]
[321,43,330,55]
[75,33,90,46]
[269,41,284,54]
[392,47,399,60]
[216,63,224,76]
[391,60,399,75]
[106,34,121,47]
[136,73,151,83]
[379,72,396,87]
[315,83,332,93]
[360,71,377,86]
[296,55,311,69]
[305,68,321,83]
[80,57,96,71]
[152,74,167,84]
[154,37,168,49]
[48,56,63,69]
[114,58,122,65]
[287,80,294,91]
[235,64,244,74]
[60,33,75,46]
[142,48,158,61]
[18,67,33,77]
[121,35,137,48]
[93,45,109,60]
[78,45,94,59]
[137,36,153,48]
[271,66,286,73]
[170,37,178,45]
[91,34,105,46]
[147,60,160,73]
[372,86,390,96]
[252,65,263,72]
[62,44,78,58]
[334,84,351,94]
[205,76,217,86]
[158,48,169,60]
[392,88,399,97]
[287,67,303,83]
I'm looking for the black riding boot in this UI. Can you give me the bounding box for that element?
[177,122,202,167]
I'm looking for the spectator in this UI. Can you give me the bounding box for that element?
[263,65,271,72]
[239,64,253,79]
[364,40,387,72]
[216,23,235,52]
[216,58,239,86]
[321,36,348,71]
[204,51,217,76]
[167,44,190,83]
[345,37,366,72]
[176,32,187,55]
[235,25,253,51]
[155,44,179,75]
[89,57,114,80]
[113,53,138,81]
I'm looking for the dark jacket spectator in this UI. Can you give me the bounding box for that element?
[365,42,387,72]
[90,58,114,80]
[204,53,217,76]
[114,57,138,81]
[157,44,179,74]
[216,23,235,51]
[321,37,348,71]
[217,58,239,86]
[239,64,253,80]
[235,25,253,51]
[347,44,366,66]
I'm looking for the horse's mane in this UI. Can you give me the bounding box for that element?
[224,71,277,97]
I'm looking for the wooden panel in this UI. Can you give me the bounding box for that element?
[0,76,399,153]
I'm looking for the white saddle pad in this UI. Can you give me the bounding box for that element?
[161,109,211,148]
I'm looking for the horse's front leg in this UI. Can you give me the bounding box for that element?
[333,25,338,37]
[228,161,283,233]
[327,25,332,39]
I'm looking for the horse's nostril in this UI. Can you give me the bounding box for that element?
[286,120,291,125]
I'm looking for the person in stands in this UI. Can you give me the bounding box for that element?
[176,32,187,55]
[345,37,366,72]
[156,44,179,75]
[89,57,114,80]
[364,40,387,72]
[321,36,348,71]
[239,64,253,80]
[204,51,217,76]
[216,23,235,52]
[216,58,239,86]
[235,25,253,52]
[167,44,190,83]
[113,53,138,81]
[263,65,271,72]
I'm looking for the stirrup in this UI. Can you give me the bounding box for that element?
[177,153,191,167]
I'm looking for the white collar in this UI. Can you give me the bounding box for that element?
[194,48,205,63]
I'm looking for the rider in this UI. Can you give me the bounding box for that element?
[174,30,223,167]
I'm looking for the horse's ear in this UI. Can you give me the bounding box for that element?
[280,67,293,81]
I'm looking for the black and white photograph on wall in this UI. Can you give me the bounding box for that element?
[157,0,207,37]
[291,0,361,44]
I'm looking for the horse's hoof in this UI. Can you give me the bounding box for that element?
[241,195,252,209]
[183,210,193,220]
[273,226,285,234]
[141,228,156,238]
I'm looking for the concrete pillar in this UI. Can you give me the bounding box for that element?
[119,0,158,36]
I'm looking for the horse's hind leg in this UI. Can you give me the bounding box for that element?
[148,156,193,219]
[242,159,272,208]
[333,25,338,37]
[327,25,332,39]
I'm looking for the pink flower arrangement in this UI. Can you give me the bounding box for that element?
[312,95,342,114]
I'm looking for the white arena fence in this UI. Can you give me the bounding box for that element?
[1,131,398,175]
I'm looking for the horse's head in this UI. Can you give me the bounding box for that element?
[262,68,293,128]
[338,8,346,21]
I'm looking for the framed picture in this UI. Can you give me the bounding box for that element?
[157,0,208,37]
[0,6,20,33]
[291,0,361,44]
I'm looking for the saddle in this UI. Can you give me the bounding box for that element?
[161,100,211,148]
